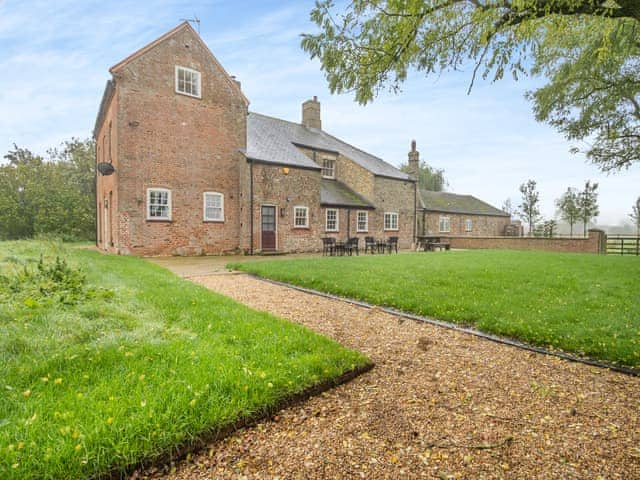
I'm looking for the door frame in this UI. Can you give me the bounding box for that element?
[260,204,278,251]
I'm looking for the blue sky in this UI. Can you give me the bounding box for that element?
[1,0,638,226]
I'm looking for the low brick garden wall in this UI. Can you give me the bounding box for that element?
[442,229,606,254]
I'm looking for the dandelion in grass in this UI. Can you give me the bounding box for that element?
[22,389,31,397]
[54,378,63,385]
[106,417,114,425]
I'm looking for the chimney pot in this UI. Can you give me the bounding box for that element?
[408,140,420,179]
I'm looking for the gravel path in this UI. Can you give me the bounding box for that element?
[145,273,640,480]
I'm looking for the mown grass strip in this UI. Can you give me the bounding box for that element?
[0,241,369,479]
[230,250,640,367]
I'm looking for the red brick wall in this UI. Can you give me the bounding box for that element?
[112,27,247,255]
[96,92,119,253]
[423,211,510,237]
[443,229,606,254]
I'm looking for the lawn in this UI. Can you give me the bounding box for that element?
[230,250,640,368]
[0,241,368,479]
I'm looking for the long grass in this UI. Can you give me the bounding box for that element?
[230,250,640,367]
[0,241,368,479]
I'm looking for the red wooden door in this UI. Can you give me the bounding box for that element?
[261,205,276,251]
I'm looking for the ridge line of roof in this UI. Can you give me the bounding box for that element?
[248,111,409,180]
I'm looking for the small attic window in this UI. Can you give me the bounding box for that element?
[175,65,201,98]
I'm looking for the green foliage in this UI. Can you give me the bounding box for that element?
[232,250,640,367]
[577,180,600,235]
[301,0,640,171]
[399,160,447,191]
[0,255,111,307]
[542,218,558,237]
[0,241,367,479]
[556,187,580,235]
[0,139,96,241]
[517,179,541,234]
[630,196,640,235]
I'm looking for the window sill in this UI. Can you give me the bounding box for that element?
[356,231,368,234]
[146,218,173,223]
[204,219,225,223]
[293,226,310,230]
[325,230,339,233]
[175,90,201,99]
[384,229,399,232]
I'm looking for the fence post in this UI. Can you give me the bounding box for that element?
[588,229,607,254]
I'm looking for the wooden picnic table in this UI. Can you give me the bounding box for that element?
[417,236,450,252]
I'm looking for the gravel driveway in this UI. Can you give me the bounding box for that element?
[144,272,640,480]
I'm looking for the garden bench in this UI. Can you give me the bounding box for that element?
[427,242,450,251]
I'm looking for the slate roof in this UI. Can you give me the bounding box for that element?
[246,112,411,180]
[320,179,374,209]
[419,190,509,217]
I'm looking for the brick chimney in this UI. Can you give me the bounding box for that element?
[302,96,321,129]
[408,139,420,179]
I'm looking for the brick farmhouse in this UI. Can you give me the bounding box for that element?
[94,22,509,256]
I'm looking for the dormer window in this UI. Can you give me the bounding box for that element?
[175,66,201,98]
[322,157,335,179]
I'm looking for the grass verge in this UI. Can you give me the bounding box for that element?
[230,250,640,367]
[0,241,368,479]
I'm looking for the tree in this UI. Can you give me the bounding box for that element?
[502,198,513,216]
[399,160,447,191]
[0,139,96,241]
[517,179,541,235]
[555,187,580,236]
[629,196,640,235]
[542,218,558,238]
[577,180,599,236]
[302,1,640,171]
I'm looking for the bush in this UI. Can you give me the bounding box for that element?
[0,255,112,306]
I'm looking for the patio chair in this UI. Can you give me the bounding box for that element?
[321,237,336,256]
[364,236,377,254]
[345,237,360,256]
[386,236,399,253]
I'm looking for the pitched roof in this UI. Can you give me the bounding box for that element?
[246,112,411,181]
[321,179,374,209]
[108,22,248,105]
[419,190,509,217]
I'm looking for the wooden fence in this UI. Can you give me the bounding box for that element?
[606,235,640,256]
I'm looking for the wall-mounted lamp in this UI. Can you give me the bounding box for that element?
[280,207,286,218]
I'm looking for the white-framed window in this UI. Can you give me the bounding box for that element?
[147,188,171,220]
[203,192,224,222]
[322,157,336,179]
[439,216,451,233]
[293,206,309,228]
[384,212,398,231]
[175,65,201,98]
[465,218,473,232]
[325,208,338,231]
[356,210,368,232]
